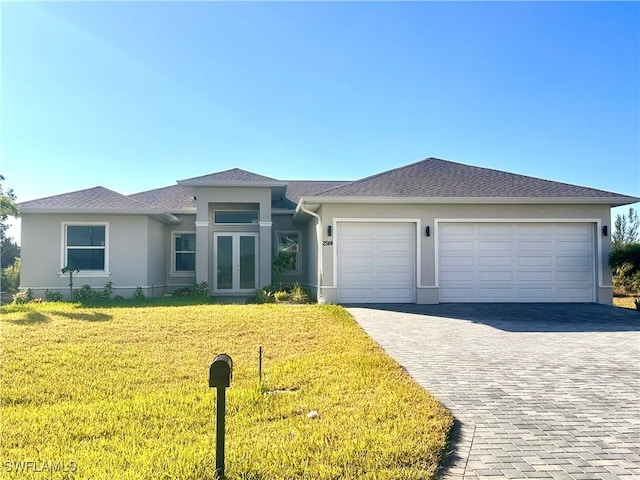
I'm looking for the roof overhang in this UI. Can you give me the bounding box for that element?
[294,195,640,219]
[177,180,288,200]
[20,208,182,225]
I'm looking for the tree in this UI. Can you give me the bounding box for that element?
[612,207,639,247]
[0,175,19,242]
[1,237,20,269]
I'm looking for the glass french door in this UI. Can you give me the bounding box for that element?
[213,233,258,293]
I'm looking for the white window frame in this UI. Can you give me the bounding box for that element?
[275,231,302,272]
[60,222,110,277]
[172,231,196,275]
[213,209,259,225]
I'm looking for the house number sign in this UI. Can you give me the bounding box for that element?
[323,241,333,246]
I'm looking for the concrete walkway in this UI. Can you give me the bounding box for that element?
[347,304,640,480]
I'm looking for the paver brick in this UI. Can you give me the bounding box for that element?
[348,304,640,480]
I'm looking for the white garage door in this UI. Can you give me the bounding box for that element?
[438,223,595,302]
[337,222,415,303]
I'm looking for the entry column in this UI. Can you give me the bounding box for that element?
[195,221,210,285]
[258,221,272,287]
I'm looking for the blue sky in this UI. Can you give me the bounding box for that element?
[2,1,638,242]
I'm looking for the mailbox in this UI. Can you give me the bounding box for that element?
[209,354,233,388]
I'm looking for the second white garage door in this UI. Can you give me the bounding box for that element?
[438,222,595,302]
[337,222,415,303]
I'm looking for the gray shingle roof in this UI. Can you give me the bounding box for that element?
[317,158,631,198]
[129,185,196,211]
[19,186,157,211]
[179,168,278,183]
[284,181,352,204]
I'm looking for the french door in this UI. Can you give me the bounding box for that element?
[213,233,258,293]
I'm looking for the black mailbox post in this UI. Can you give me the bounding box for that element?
[209,354,233,478]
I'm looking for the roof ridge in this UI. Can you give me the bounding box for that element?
[314,157,441,196]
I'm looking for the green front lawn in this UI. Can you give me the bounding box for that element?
[0,303,452,479]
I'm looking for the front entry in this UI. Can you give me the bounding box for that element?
[213,233,258,294]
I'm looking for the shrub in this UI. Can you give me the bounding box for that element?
[609,243,640,294]
[12,288,33,304]
[133,287,145,300]
[274,290,290,302]
[289,283,310,303]
[73,285,94,302]
[192,282,209,297]
[1,258,20,293]
[253,288,275,304]
[44,290,64,302]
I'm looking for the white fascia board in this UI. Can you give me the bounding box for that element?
[297,195,639,206]
[22,208,182,224]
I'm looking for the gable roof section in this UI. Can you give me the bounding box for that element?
[178,168,283,186]
[313,158,635,202]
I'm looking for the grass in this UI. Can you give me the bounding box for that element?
[0,302,452,479]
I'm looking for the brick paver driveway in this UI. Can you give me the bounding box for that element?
[347,304,640,480]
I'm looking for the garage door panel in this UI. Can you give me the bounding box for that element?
[479,271,513,282]
[338,222,415,303]
[441,271,474,282]
[377,240,413,252]
[339,256,375,269]
[519,241,552,251]
[440,255,474,267]
[518,256,552,267]
[517,288,554,299]
[341,225,376,237]
[341,241,375,255]
[439,222,594,303]
[479,288,515,299]
[479,256,513,267]
[376,224,414,236]
[441,224,474,235]
[441,241,474,252]
[557,256,590,267]
[518,225,553,235]
[377,256,413,268]
[478,225,513,235]
[557,271,592,282]
[518,271,553,282]
[479,241,513,251]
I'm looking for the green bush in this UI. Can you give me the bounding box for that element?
[44,290,64,302]
[1,258,20,293]
[253,288,275,304]
[609,243,640,294]
[133,287,146,300]
[72,282,114,302]
[192,282,209,297]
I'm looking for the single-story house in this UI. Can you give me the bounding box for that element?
[19,157,638,304]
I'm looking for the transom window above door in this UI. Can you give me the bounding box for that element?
[214,210,259,224]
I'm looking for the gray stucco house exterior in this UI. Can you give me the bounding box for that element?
[19,158,638,304]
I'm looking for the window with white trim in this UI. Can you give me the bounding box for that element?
[64,224,107,272]
[214,210,258,224]
[276,232,300,271]
[173,232,196,272]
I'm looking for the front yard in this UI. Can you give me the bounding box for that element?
[0,303,452,479]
